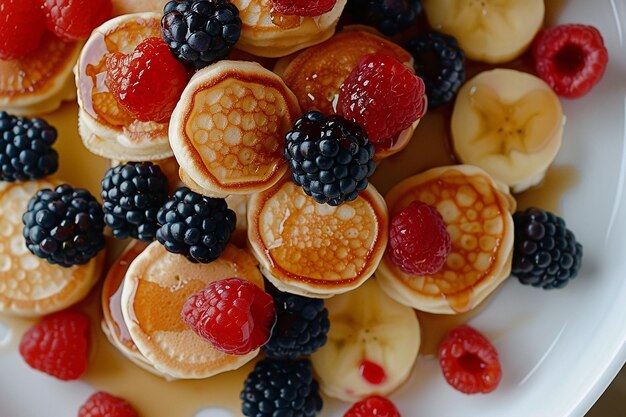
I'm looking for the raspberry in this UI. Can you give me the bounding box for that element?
[271,0,337,16]
[105,37,190,123]
[438,325,502,394]
[388,201,451,275]
[338,54,427,145]
[19,310,90,381]
[533,24,608,99]
[42,0,112,42]
[344,396,401,417]
[181,278,276,355]
[78,392,138,417]
[0,0,46,60]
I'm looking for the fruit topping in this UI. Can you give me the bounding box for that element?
[42,0,112,42]
[512,207,583,289]
[338,54,426,145]
[105,37,189,123]
[182,277,275,355]
[405,32,465,109]
[388,201,451,275]
[101,162,169,242]
[347,0,422,36]
[0,0,46,60]
[533,23,608,98]
[241,358,323,417]
[78,392,138,417]
[19,310,90,381]
[359,360,387,385]
[438,325,502,394]
[264,286,330,359]
[284,111,376,206]
[22,184,105,267]
[271,0,337,17]
[162,0,242,69]
[344,395,401,417]
[156,187,236,263]
[0,112,59,182]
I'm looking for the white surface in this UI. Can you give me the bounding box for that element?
[1,0,626,416]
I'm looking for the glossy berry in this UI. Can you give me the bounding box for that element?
[388,201,451,275]
[284,111,376,206]
[0,112,59,182]
[156,187,236,263]
[101,162,169,242]
[533,24,608,98]
[22,185,105,267]
[42,0,112,42]
[181,278,276,355]
[78,392,138,417]
[347,0,421,36]
[512,207,583,289]
[439,325,502,394]
[344,396,401,417]
[271,0,337,16]
[0,0,46,60]
[162,0,242,69]
[19,310,90,381]
[338,54,427,145]
[241,358,323,417]
[105,37,190,123]
[405,32,465,109]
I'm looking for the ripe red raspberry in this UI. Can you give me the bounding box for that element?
[42,0,112,42]
[105,37,190,123]
[533,24,608,99]
[338,54,427,144]
[181,277,276,355]
[0,0,46,60]
[438,325,502,394]
[388,201,451,275]
[78,392,138,417]
[344,395,401,417]
[272,0,337,16]
[19,310,90,381]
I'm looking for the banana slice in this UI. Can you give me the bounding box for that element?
[451,69,564,193]
[422,0,544,63]
[310,279,420,402]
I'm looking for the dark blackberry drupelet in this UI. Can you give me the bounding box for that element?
[101,162,169,242]
[0,112,59,182]
[156,187,235,263]
[347,0,421,36]
[161,0,242,69]
[405,32,465,109]
[241,358,323,417]
[263,285,330,359]
[512,207,583,289]
[22,185,105,267]
[284,111,376,206]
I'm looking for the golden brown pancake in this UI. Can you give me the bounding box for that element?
[111,0,167,15]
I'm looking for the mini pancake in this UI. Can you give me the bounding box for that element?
[120,242,264,379]
[231,0,347,58]
[76,13,172,161]
[0,36,81,116]
[376,165,515,314]
[247,177,389,298]
[169,60,300,197]
[0,179,104,317]
[111,0,166,15]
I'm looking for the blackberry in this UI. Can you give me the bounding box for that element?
[263,286,330,359]
[161,0,242,69]
[348,0,422,36]
[22,185,105,267]
[241,358,323,417]
[101,162,169,242]
[405,32,465,109]
[0,112,58,182]
[284,111,376,206]
[156,187,235,263]
[512,207,583,289]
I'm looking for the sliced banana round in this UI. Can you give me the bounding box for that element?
[422,0,544,63]
[452,69,564,193]
[310,279,420,402]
